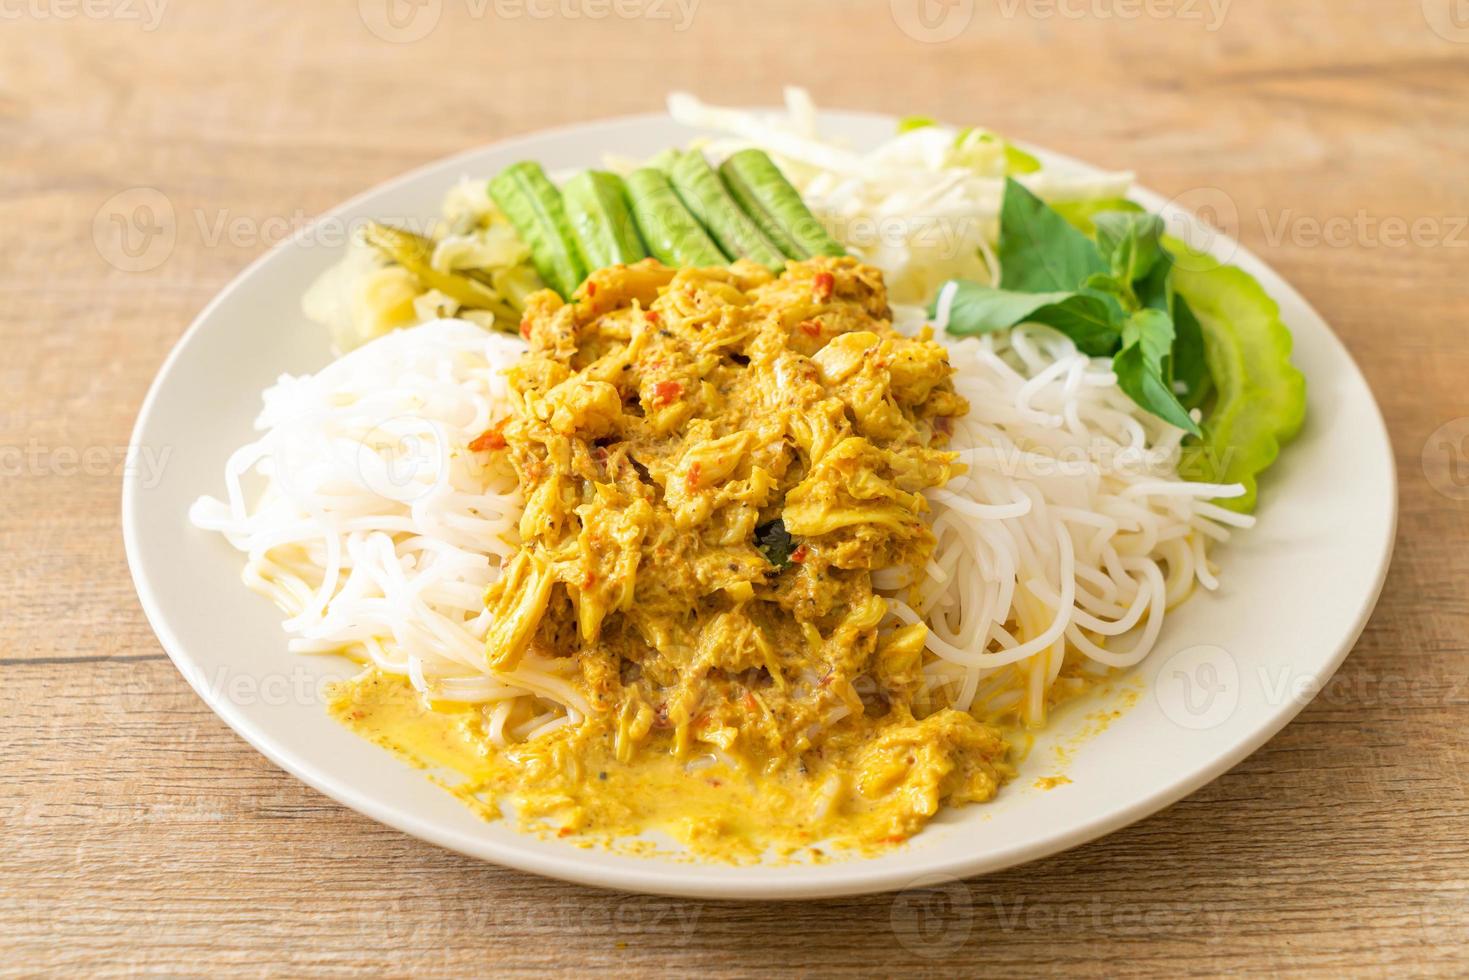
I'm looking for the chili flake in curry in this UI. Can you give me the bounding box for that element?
[331,256,1015,859]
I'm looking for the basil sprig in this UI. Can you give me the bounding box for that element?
[754,519,796,568]
[931,179,1208,435]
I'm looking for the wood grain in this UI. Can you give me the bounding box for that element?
[3,0,1466,974]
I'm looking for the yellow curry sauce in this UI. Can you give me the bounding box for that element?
[330,257,1021,859]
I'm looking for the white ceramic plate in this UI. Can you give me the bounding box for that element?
[123,111,1395,900]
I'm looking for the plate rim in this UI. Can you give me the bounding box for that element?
[122,109,1398,900]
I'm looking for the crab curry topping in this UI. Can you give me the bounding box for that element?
[334,256,1013,856]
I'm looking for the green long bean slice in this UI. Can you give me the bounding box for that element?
[668,151,785,272]
[488,162,586,298]
[720,149,845,259]
[624,168,729,268]
[561,171,646,270]
[719,159,807,260]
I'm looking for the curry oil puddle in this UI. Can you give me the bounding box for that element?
[988,670,1144,791]
[327,666,1145,862]
[329,669,925,864]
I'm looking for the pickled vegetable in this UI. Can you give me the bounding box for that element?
[360,222,518,322]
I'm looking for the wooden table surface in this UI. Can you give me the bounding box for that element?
[4,0,1467,974]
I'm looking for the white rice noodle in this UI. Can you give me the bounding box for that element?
[188,319,583,745]
[884,323,1255,725]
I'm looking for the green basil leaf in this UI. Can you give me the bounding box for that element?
[1114,308,1200,435]
[1114,344,1199,435]
[1132,251,1210,411]
[933,284,1077,331]
[754,519,796,568]
[1122,307,1174,365]
[933,281,1120,356]
[1094,211,1164,285]
[997,178,1110,294]
[1034,295,1125,355]
[1083,272,1131,302]
[1171,294,1213,411]
[1135,249,1174,314]
[932,182,1219,440]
